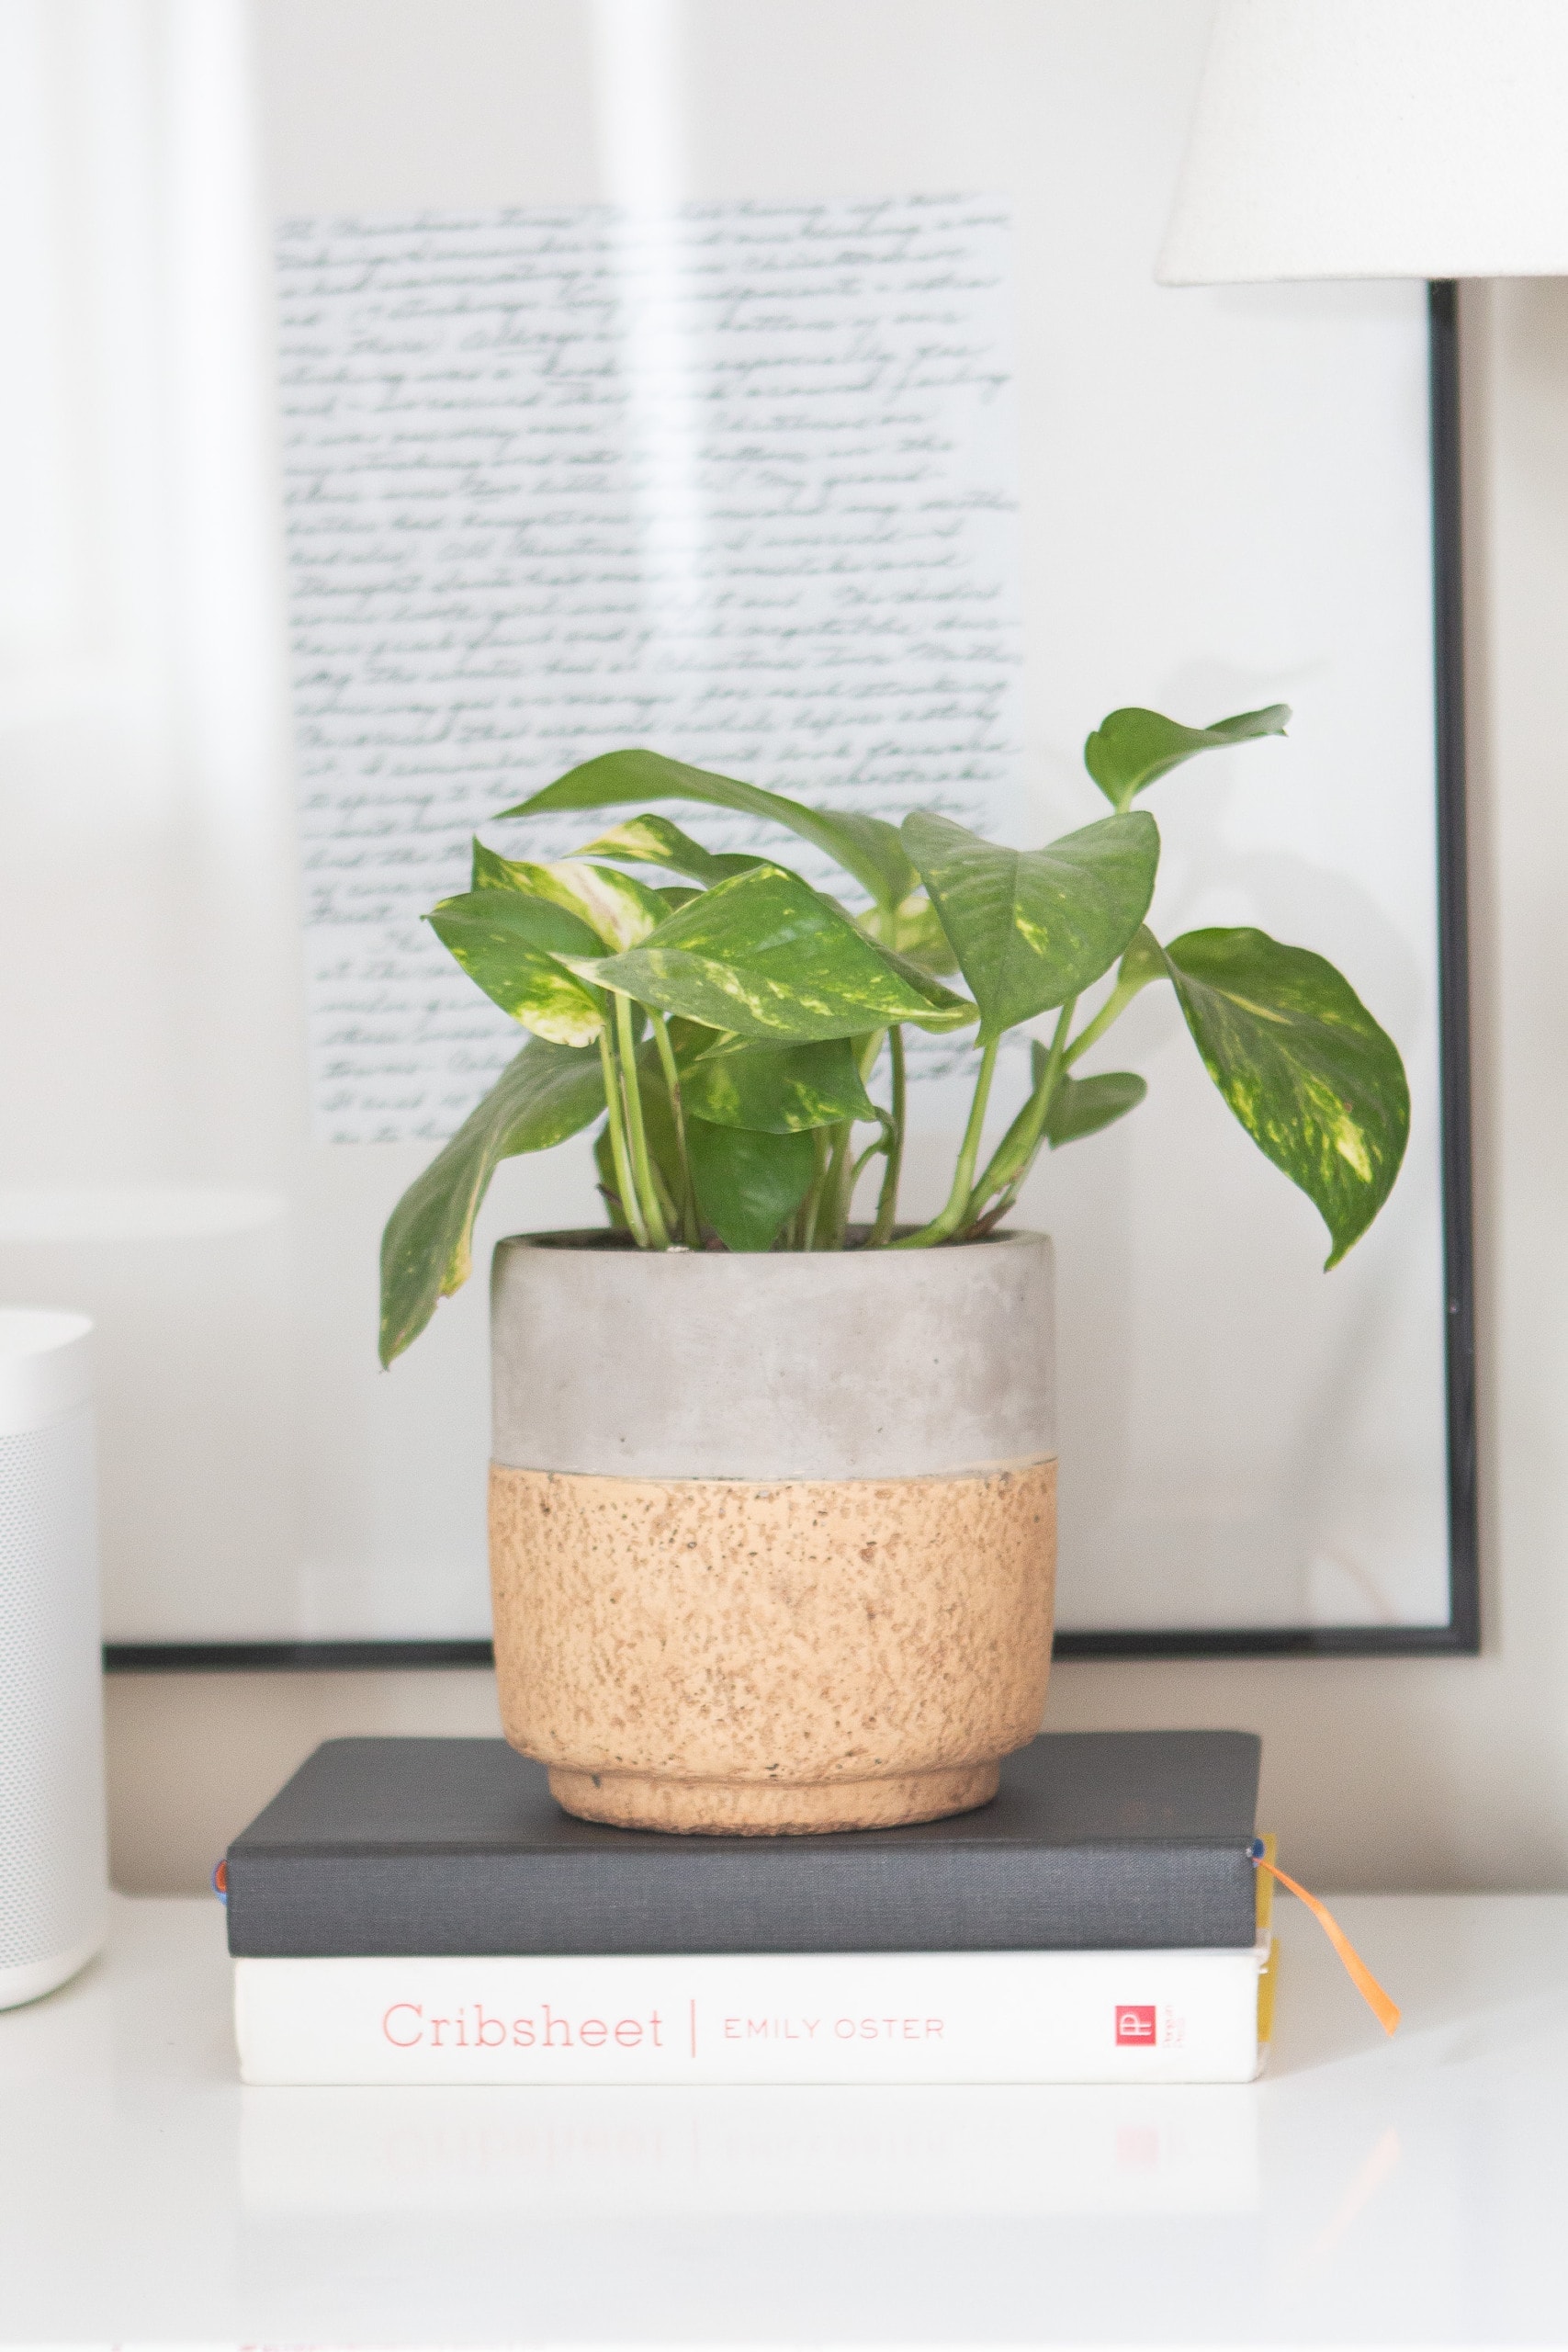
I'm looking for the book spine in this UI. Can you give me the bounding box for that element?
[234,1943,1269,2086]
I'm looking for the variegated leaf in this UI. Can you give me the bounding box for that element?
[499,747,917,911]
[378,1037,606,1363]
[469,841,666,950]
[576,813,765,888]
[1162,926,1408,1268]
[682,1036,875,1133]
[901,809,1159,1041]
[426,889,606,1046]
[575,864,953,1042]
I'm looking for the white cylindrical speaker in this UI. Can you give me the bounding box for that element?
[0,1310,107,2008]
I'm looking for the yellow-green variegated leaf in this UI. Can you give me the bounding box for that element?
[682,1037,875,1133]
[870,938,976,1032]
[426,889,606,1046]
[575,864,951,1043]
[1162,926,1409,1268]
[497,747,917,912]
[576,813,765,888]
[469,840,666,950]
[902,809,1159,1042]
[378,1036,606,1363]
[1084,703,1291,813]
[472,839,524,891]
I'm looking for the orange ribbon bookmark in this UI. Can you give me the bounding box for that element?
[1249,1839,1402,2036]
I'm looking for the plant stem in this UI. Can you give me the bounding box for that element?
[869,1025,906,1246]
[963,999,1076,1227]
[820,1030,891,1245]
[598,1021,649,1248]
[850,1129,890,1193]
[801,1126,830,1251]
[614,994,670,1249]
[650,1012,701,1247]
[822,1120,853,1248]
[893,1034,999,1248]
[1064,962,1150,1068]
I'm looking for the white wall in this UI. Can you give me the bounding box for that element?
[104,280,1568,1895]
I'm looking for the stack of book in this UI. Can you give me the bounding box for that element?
[226,1729,1272,2086]
[227,1732,1271,2085]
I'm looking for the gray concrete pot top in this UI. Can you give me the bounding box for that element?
[490,1229,1055,1481]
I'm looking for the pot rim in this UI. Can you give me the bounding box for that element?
[495,1224,1047,1258]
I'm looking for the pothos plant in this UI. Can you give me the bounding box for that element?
[379,703,1410,1365]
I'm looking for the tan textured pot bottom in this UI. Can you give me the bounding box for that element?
[490,1460,1055,1835]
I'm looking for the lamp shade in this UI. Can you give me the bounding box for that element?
[1158,0,1568,285]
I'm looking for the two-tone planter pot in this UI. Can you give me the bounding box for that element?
[488,1230,1057,1836]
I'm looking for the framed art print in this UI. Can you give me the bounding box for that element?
[0,0,1474,1662]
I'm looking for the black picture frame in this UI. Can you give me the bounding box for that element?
[104,283,1478,1675]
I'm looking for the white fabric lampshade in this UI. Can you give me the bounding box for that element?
[1158,0,1568,285]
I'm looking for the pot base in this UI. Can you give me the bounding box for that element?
[547,1758,1002,1837]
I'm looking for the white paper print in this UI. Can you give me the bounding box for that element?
[275,195,1022,1141]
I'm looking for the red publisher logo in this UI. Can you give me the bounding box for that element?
[1115,2004,1158,2046]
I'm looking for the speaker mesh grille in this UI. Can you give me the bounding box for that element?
[0,1409,107,1970]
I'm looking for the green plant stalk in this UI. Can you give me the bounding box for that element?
[821,1120,853,1249]
[800,1125,831,1251]
[849,1143,886,1191]
[649,1155,681,1237]
[811,1028,895,1244]
[1063,966,1148,1068]
[849,1115,894,1196]
[650,1011,701,1246]
[597,1021,649,1248]
[870,1024,907,1246]
[614,993,671,1248]
[964,999,1077,1227]
[894,1035,1000,1249]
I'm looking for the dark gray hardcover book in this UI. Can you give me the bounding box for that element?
[225,1731,1261,1957]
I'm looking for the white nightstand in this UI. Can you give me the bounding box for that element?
[1,1891,1564,2344]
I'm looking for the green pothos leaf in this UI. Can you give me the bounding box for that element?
[498,747,917,911]
[378,1037,606,1365]
[1084,703,1291,812]
[1043,1068,1148,1148]
[576,864,952,1042]
[468,841,667,950]
[685,1119,816,1250]
[426,889,607,1046]
[902,809,1159,1041]
[575,813,766,888]
[472,838,524,891]
[884,893,961,977]
[1162,926,1409,1268]
[682,1036,875,1133]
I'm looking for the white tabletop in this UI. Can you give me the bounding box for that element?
[1,1891,1564,2345]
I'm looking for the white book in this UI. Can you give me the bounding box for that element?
[234,1939,1273,2086]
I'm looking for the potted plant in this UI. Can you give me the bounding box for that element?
[380,704,1408,1835]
